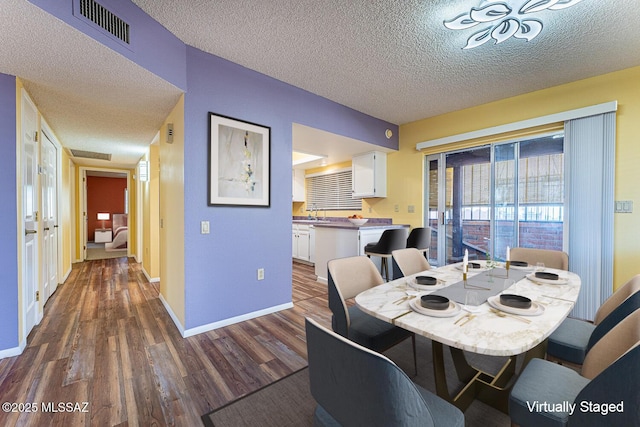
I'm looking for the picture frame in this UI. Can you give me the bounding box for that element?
[208,112,270,207]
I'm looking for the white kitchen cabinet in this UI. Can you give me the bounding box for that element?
[352,151,387,198]
[292,223,311,262]
[292,169,305,202]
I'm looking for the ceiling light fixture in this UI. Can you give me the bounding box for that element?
[444,0,586,50]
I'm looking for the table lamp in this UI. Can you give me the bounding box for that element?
[97,212,110,229]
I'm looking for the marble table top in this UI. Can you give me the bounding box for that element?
[355,261,581,356]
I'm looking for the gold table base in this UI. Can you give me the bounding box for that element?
[432,340,548,413]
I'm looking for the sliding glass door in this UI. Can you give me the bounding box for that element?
[426,134,564,267]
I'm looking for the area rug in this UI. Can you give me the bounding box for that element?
[201,368,315,426]
[86,245,127,260]
[201,336,511,426]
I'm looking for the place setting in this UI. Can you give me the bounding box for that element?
[486,278,545,322]
[526,269,570,286]
[409,293,461,318]
[406,274,448,291]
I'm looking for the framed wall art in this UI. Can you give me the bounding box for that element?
[208,112,270,207]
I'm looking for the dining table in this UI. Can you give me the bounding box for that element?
[355,260,581,413]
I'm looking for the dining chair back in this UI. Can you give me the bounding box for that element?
[327,256,417,374]
[580,308,640,379]
[392,248,431,278]
[547,275,640,365]
[305,317,464,427]
[509,311,640,427]
[593,274,640,324]
[510,247,569,270]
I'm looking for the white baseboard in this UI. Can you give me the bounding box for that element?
[159,293,186,337]
[61,266,72,283]
[158,293,294,339]
[182,302,294,338]
[141,267,160,283]
[0,339,26,359]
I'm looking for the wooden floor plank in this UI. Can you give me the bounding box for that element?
[0,258,331,426]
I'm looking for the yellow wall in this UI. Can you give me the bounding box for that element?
[142,143,160,279]
[391,66,640,290]
[159,95,185,326]
[60,150,73,277]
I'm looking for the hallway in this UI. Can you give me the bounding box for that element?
[0,258,330,426]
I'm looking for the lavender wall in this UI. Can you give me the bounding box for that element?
[183,47,398,329]
[0,73,19,350]
[28,0,187,90]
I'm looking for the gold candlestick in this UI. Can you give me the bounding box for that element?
[506,260,510,277]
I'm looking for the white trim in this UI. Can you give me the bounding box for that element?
[182,302,295,338]
[159,293,185,337]
[61,266,72,284]
[141,266,160,283]
[0,340,26,359]
[416,101,618,150]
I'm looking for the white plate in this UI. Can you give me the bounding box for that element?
[509,264,532,271]
[487,295,545,316]
[409,296,461,317]
[407,277,447,291]
[526,273,569,286]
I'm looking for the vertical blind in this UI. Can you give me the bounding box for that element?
[565,112,616,321]
[306,169,362,210]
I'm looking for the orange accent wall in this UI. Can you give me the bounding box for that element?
[87,176,127,241]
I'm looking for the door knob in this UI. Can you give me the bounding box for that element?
[25,229,37,235]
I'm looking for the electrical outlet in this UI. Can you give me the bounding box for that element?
[201,220,210,234]
[394,204,399,212]
[257,268,265,280]
[408,205,415,213]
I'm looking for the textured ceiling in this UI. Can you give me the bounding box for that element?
[2,0,640,168]
[132,0,640,124]
[0,0,182,168]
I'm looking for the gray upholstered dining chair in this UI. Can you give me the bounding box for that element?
[364,228,408,281]
[510,247,569,270]
[509,310,640,427]
[305,317,464,427]
[406,227,431,258]
[328,256,417,374]
[392,248,431,278]
[547,274,640,366]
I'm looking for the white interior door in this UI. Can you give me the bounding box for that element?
[41,131,58,302]
[21,90,39,335]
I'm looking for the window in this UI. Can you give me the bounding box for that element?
[427,133,564,266]
[306,169,361,211]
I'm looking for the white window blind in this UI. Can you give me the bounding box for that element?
[565,112,616,321]
[306,169,362,210]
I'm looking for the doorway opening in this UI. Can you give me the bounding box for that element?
[80,168,131,261]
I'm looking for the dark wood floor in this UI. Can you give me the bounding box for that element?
[0,258,331,427]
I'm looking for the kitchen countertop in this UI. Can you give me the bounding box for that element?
[311,222,409,230]
[293,217,407,230]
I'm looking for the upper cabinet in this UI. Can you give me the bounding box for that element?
[292,169,305,202]
[352,151,387,198]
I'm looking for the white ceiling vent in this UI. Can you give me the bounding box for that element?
[75,0,130,46]
[70,149,112,161]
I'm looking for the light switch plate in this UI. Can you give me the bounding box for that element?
[201,220,210,234]
[615,200,633,213]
